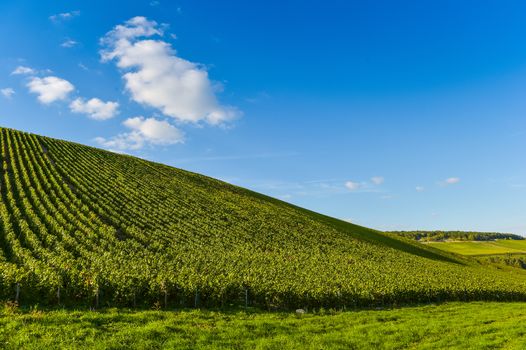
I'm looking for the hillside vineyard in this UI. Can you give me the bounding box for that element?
[1,127,526,308]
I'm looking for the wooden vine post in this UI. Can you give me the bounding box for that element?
[194,289,199,308]
[15,283,20,303]
[245,287,249,309]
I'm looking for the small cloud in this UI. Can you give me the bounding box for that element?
[177,7,182,14]
[61,39,78,48]
[170,33,177,40]
[1,88,15,99]
[371,176,384,185]
[176,151,298,163]
[69,97,119,120]
[49,11,80,22]
[27,76,74,104]
[443,177,460,185]
[345,181,361,191]
[95,116,184,151]
[245,91,270,104]
[415,186,425,192]
[78,63,88,71]
[150,0,160,6]
[11,65,36,75]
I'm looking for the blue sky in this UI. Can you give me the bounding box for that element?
[1,0,525,234]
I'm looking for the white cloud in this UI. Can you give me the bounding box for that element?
[49,11,80,22]
[1,88,15,99]
[69,98,119,120]
[61,39,78,48]
[345,181,361,191]
[11,66,36,75]
[27,76,74,104]
[100,16,240,125]
[95,116,184,151]
[415,186,425,192]
[444,177,460,185]
[123,117,183,143]
[371,176,384,185]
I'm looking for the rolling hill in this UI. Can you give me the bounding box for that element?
[1,126,526,308]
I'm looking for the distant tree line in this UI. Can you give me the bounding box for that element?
[388,231,524,242]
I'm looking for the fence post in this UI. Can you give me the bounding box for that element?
[164,290,168,309]
[57,286,61,305]
[245,287,248,309]
[96,288,100,309]
[15,283,20,303]
[194,289,199,308]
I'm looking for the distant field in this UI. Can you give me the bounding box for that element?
[4,302,526,349]
[427,240,526,256]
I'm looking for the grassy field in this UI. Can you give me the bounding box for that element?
[427,240,526,256]
[3,302,526,349]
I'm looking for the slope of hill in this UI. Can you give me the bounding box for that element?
[1,127,526,308]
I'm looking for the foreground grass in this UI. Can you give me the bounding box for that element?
[3,302,526,349]
[427,240,526,255]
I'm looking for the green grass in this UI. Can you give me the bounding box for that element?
[427,240,526,256]
[3,302,526,349]
[489,240,526,251]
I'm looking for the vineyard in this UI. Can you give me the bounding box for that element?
[2,126,526,309]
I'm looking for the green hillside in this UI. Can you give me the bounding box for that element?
[2,127,526,308]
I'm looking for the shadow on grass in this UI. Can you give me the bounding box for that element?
[6,300,493,317]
